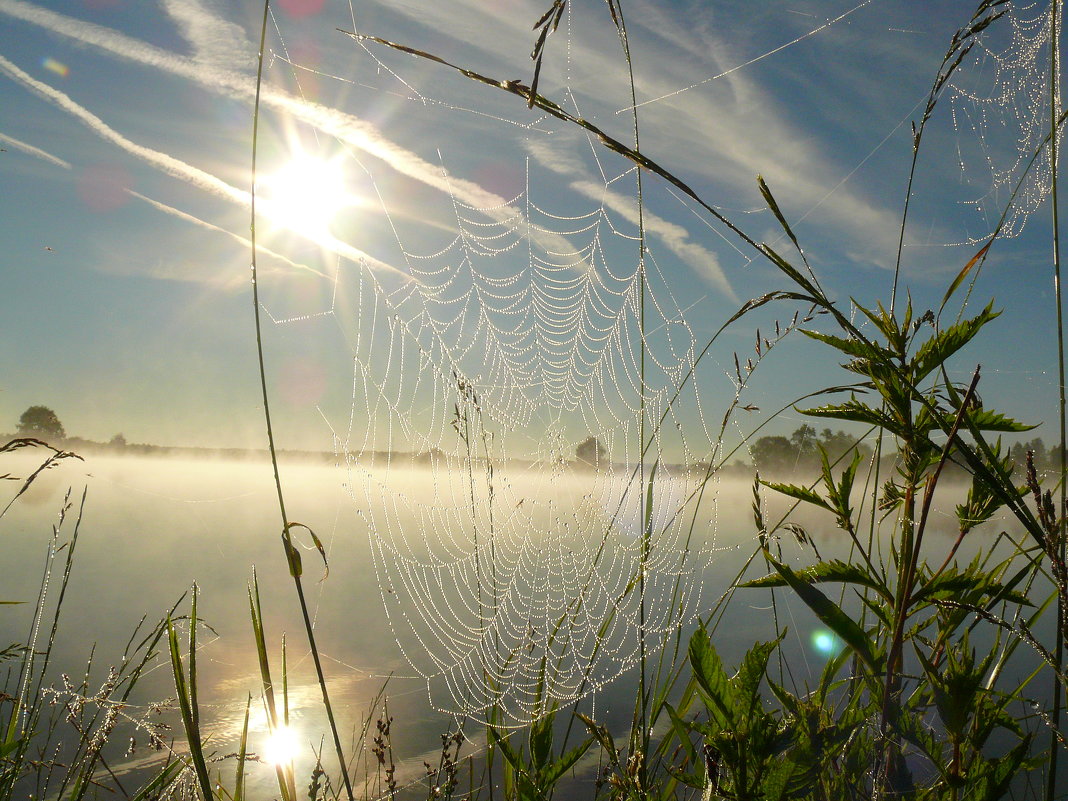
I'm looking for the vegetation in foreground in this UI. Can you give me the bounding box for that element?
[8,1,1068,800]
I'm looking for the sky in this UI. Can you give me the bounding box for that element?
[0,0,1065,460]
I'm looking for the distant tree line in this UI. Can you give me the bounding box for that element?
[750,426,1064,479]
[750,425,870,475]
[10,406,126,450]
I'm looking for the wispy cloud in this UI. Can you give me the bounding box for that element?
[0,130,70,168]
[0,51,412,281]
[0,1,589,272]
[0,1,509,210]
[525,135,736,299]
[377,0,939,270]
[161,0,255,73]
[0,52,247,200]
[578,179,737,302]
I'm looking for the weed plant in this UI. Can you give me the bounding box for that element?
[0,439,189,800]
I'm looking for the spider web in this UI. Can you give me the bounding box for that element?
[254,6,749,726]
[252,1,1053,726]
[946,1,1063,242]
[324,161,728,725]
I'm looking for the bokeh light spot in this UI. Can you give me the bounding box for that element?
[279,359,327,408]
[277,0,325,18]
[77,164,132,213]
[811,629,840,657]
[42,58,69,78]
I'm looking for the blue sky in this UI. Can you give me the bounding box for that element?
[0,0,1063,460]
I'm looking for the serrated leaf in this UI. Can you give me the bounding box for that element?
[913,302,999,382]
[742,559,891,600]
[766,556,882,673]
[761,752,800,801]
[956,407,1036,433]
[760,480,830,511]
[489,726,521,768]
[688,628,732,725]
[797,399,906,438]
[530,709,554,770]
[733,635,783,716]
[542,736,592,784]
[853,300,905,352]
[912,571,1033,608]
[799,328,890,366]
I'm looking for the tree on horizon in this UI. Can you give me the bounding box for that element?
[576,436,608,468]
[16,405,66,440]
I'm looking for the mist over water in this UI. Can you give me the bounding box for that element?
[0,452,1029,797]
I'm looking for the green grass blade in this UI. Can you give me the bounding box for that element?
[167,615,214,801]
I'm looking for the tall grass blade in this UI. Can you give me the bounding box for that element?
[167,608,214,801]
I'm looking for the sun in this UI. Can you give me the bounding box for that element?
[261,153,352,238]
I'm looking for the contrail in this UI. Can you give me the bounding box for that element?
[0,130,71,168]
[0,53,247,203]
[0,0,585,265]
[0,0,506,209]
[127,190,331,285]
[0,52,413,281]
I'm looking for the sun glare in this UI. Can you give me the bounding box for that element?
[262,725,301,766]
[262,153,351,238]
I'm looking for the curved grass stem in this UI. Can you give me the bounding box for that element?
[249,3,354,798]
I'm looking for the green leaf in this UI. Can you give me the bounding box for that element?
[797,398,906,438]
[542,737,593,784]
[913,301,999,383]
[799,328,890,366]
[971,739,1032,801]
[761,752,800,801]
[129,759,186,801]
[741,559,891,601]
[688,627,732,725]
[765,555,882,673]
[167,615,213,801]
[489,726,522,770]
[912,570,1032,608]
[664,702,698,766]
[853,300,906,353]
[955,407,1036,433]
[234,694,251,801]
[530,709,554,771]
[0,735,23,758]
[760,480,831,512]
[733,634,784,717]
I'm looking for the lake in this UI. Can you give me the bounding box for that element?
[0,448,1047,798]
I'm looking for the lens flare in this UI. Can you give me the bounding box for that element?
[262,725,300,766]
[811,629,840,657]
[278,0,325,18]
[42,57,69,78]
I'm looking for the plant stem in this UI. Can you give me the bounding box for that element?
[1047,4,1066,801]
[249,3,354,798]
